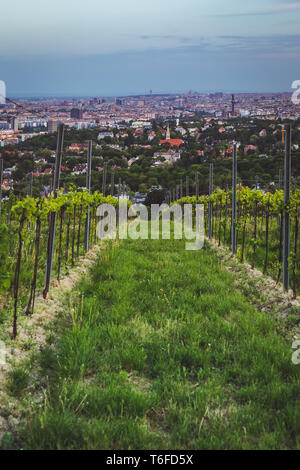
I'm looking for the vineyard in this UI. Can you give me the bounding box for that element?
[1,230,299,450]
[0,171,300,343]
[0,128,299,450]
[174,186,300,297]
[0,190,130,339]
[3,183,299,341]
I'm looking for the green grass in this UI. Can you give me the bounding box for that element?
[6,367,30,396]
[17,235,300,450]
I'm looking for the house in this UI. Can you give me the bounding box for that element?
[2,179,13,191]
[188,128,199,137]
[148,131,156,141]
[244,145,257,154]
[132,192,147,204]
[159,138,184,148]
[67,144,82,152]
[72,164,87,175]
[175,127,187,136]
[108,144,122,150]
[226,142,241,155]
[3,167,15,177]
[128,157,139,167]
[97,132,114,140]
[35,158,47,166]
[153,151,181,164]
[133,129,144,136]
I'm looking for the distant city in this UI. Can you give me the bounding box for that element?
[1,90,299,197]
[0,92,299,147]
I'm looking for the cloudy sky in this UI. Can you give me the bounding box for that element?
[1,0,300,96]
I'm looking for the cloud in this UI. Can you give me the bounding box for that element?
[217,34,300,54]
[138,35,194,44]
[216,2,300,17]
[148,34,300,58]
[1,37,297,97]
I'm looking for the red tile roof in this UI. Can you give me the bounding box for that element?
[159,139,184,147]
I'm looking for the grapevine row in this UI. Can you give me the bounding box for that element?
[0,190,130,338]
[174,186,300,297]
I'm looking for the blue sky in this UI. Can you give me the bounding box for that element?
[1,0,300,96]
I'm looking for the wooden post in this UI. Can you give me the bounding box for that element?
[277,169,283,227]
[43,124,64,298]
[0,158,3,219]
[102,162,108,196]
[29,171,33,197]
[84,140,92,252]
[111,170,115,196]
[279,169,283,191]
[232,143,237,254]
[118,178,121,199]
[283,124,291,291]
[208,163,213,239]
[195,171,199,199]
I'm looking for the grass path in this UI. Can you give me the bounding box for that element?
[5,236,300,450]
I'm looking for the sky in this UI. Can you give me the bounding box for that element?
[0,0,300,96]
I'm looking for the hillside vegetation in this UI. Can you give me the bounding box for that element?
[4,234,299,450]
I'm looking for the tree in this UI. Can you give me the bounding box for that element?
[145,189,166,206]
[138,184,147,193]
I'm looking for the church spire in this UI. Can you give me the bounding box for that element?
[166,123,171,140]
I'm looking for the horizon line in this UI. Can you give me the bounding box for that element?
[6,90,294,100]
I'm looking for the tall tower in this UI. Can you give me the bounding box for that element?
[231,94,235,115]
[166,124,171,140]
[0,80,6,105]
[48,120,58,133]
[11,118,19,131]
